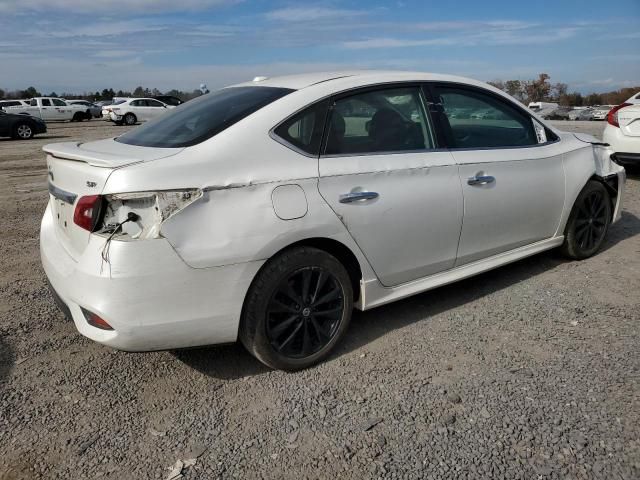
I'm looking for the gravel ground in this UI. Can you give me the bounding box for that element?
[0,120,639,480]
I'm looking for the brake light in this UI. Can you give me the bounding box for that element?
[73,195,103,231]
[607,103,631,128]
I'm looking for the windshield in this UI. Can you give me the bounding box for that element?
[116,86,293,148]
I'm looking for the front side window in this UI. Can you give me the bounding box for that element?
[434,86,537,148]
[117,86,293,148]
[273,100,329,156]
[324,87,434,155]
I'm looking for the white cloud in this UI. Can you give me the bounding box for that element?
[266,7,364,22]
[343,24,581,49]
[0,0,239,13]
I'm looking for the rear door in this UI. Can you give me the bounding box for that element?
[144,99,167,120]
[51,98,71,120]
[317,84,463,286]
[428,83,565,266]
[38,98,56,121]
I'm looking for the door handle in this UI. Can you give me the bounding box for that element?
[467,175,495,186]
[339,191,379,203]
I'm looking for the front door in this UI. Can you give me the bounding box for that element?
[429,83,566,266]
[318,85,463,286]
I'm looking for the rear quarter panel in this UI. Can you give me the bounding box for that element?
[556,133,620,236]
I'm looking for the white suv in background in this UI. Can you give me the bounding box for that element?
[102,98,174,125]
[604,92,640,168]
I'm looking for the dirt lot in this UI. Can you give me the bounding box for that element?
[0,120,638,479]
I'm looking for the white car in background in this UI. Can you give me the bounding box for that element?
[592,106,614,121]
[604,92,640,168]
[41,71,625,370]
[102,98,174,125]
[0,99,30,110]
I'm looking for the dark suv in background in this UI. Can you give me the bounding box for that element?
[152,95,183,106]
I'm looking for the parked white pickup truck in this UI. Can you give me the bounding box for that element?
[4,97,89,122]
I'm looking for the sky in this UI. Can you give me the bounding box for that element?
[0,0,638,95]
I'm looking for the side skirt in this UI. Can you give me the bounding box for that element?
[358,236,564,310]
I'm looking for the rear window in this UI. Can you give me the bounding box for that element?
[116,86,293,148]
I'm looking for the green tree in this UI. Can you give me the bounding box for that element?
[504,80,524,101]
[585,93,603,106]
[0,88,5,99]
[22,86,41,98]
[487,80,505,91]
[133,86,145,97]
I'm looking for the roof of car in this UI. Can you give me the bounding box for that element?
[233,70,483,90]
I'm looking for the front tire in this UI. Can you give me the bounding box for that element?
[123,113,136,125]
[561,180,611,259]
[240,247,353,371]
[12,122,34,140]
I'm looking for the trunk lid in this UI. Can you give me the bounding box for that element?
[617,105,640,137]
[43,140,182,260]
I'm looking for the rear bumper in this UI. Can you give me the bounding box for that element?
[40,204,263,351]
[612,152,640,166]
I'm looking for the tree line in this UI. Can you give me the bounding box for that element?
[2,77,638,106]
[0,86,205,102]
[487,74,639,107]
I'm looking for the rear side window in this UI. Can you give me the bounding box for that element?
[433,86,537,148]
[324,87,435,155]
[52,99,66,106]
[273,100,329,156]
[117,86,293,148]
[41,99,51,106]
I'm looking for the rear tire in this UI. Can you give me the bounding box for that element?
[72,112,84,122]
[12,122,34,140]
[239,247,353,371]
[561,180,611,259]
[123,113,136,125]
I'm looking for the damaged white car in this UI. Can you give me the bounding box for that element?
[41,71,626,370]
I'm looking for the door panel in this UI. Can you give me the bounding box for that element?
[428,83,566,266]
[319,152,462,286]
[453,146,565,265]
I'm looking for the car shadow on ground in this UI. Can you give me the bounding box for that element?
[0,336,16,393]
[176,210,640,380]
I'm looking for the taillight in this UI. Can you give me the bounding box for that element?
[73,195,103,231]
[607,103,631,128]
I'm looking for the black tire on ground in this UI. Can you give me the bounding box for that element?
[560,180,611,260]
[239,246,354,371]
[124,113,136,125]
[72,112,84,122]
[85,111,92,120]
[12,122,34,140]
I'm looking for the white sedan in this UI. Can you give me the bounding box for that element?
[101,98,174,125]
[41,71,626,370]
[604,91,640,168]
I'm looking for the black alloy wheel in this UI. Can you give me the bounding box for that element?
[240,246,354,370]
[561,180,611,259]
[266,266,344,359]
